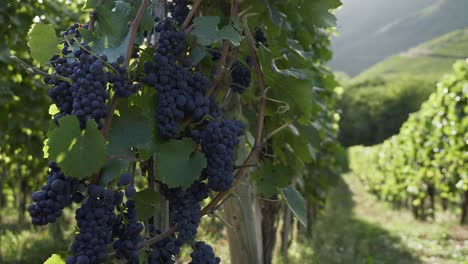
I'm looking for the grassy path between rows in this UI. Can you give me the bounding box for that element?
[308,173,468,264]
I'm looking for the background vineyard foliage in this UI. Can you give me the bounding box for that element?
[350,60,468,222]
[0,0,85,216]
[337,28,468,146]
[0,0,345,263]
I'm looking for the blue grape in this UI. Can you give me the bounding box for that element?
[190,242,220,264]
[28,162,84,226]
[142,18,219,138]
[192,120,245,191]
[165,181,209,241]
[70,48,109,129]
[66,185,117,264]
[117,173,132,187]
[254,27,268,47]
[167,0,189,25]
[107,56,141,98]
[231,57,252,94]
[147,228,183,264]
[113,199,143,263]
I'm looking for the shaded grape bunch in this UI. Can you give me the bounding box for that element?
[192,120,245,191]
[168,0,189,26]
[254,27,268,47]
[70,48,109,129]
[67,185,117,264]
[142,17,219,138]
[147,227,183,264]
[28,162,84,226]
[107,56,142,98]
[165,181,209,241]
[231,57,253,94]
[113,174,143,264]
[189,242,221,264]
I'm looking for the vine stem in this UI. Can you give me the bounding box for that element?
[262,116,302,144]
[181,0,203,29]
[101,0,150,141]
[87,0,104,31]
[10,56,72,83]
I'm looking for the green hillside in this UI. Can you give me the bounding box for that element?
[338,28,468,146]
[355,28,468,81]
[330,0,468,76]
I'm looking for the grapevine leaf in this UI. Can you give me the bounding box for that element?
[258,47,316,122]
[191,16,240,46]
[87,0,151,62]
[47,116,106,179]
[188,46,208,66]
[139,251,150,264]
[28,24,59,65]
[91,30,132,63]
[252,162,289,197]
[84,0,97,9]
[301,0,341,28]
[44,254,65,264]
[218,25,241,46]
[108,105,153,155]
[100,159,130,185]
[155,138,207,188]
[135,188,160,221]
[281,185,307,228]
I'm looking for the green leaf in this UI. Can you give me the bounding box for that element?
[191,16,241,46]
[188,46,208,66]
[281,185,307,227]
[252,162,289,197]
[44,254,65,264]
[28,24,59,65]
[84,0,98,9]
[218,25,241,46]
[108,105,153,155]
[47,116,106,179]
[135,188,160,221]
[258,48,316,122]
[100,159,130,185]
[155,138,206,188]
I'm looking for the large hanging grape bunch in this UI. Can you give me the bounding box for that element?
[24,0,252,263]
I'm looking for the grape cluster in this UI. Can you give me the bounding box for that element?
[231,57,253,94]
[113,174,143,264]
[67,185,117,264]
[168,0,189,25]
[47,45,110,128]
[154,18,186,59]
[165,181,209,241]
[61,22,82,55]
[69,49,109,129]
[190,242,221,264]
[47,57,75,121]
[192,120,245,191]
[143,18,219,137]
[254,27,268,47]
[107,56,142,98]
[28,162,84,226]
[147,227,183,264]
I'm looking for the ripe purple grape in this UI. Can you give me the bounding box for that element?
[190,242,220,264]
[192,120,245,191]
[28,162,84,226]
